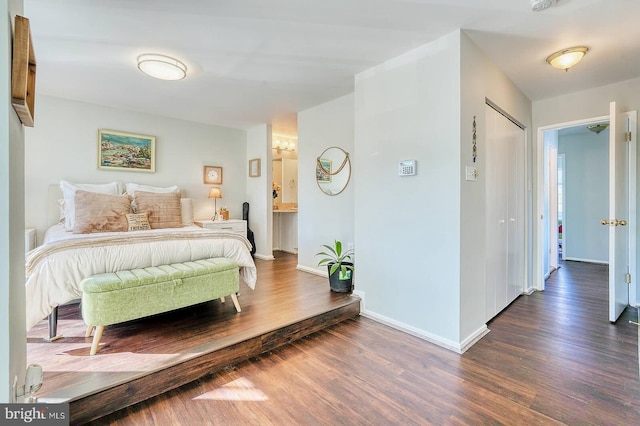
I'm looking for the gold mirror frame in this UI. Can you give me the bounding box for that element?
[315,146,351,196]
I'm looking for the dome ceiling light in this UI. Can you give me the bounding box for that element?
[530,0,556,12]
[546,46,589,71]
[587,123,609,134]
[137,54,187,80]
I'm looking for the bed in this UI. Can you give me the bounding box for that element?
[25,181,257,337]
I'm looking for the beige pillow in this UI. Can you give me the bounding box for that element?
[134,191,182,229]
[73,190,132,234]
[126,212,151,231]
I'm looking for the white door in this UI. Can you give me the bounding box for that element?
[608,101,629,322]
[485,104,525,320]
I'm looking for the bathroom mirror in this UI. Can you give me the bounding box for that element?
[316,146,351,196]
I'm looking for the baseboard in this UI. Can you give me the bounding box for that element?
[564,257,608,265]
[254,253,275,261]
[296,264,326,277]
[359,308,487,354]
[524,286,536,295]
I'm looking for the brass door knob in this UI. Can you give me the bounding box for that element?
[601,219,628,226]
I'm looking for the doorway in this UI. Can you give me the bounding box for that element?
[535,110,638,317]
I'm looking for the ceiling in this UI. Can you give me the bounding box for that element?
[23,0,640,135]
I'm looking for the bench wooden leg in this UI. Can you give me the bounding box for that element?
[230,293,241,312]
[220,296,226,303]
[90,326,104,356]
[85,325,95,338]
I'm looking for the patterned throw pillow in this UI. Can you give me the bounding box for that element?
[126,212,151,231]
[133,191,183,229]
[72,190,131,234]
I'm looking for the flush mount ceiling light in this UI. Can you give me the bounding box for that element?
[530,0,556,12]
[587,123,609,134]
[546,46,589,71]
[137,54,187,80]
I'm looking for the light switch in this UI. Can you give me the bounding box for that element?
[465,166,478,181]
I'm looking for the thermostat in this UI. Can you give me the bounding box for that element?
[398,160,416,176]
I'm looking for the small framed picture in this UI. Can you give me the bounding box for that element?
[204,165,223,184]
[249,158,261,177]
[316,159,332,183]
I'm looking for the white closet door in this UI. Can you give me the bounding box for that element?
[485,104,525,320]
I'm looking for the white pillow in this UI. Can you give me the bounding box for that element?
[181,198,194,226]
[60,180,124,231]
[125,183,180,197]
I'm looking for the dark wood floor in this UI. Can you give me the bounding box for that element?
[86,259,640,425]
[27,251,360,424]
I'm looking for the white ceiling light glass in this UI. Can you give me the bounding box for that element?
[530,0,556,12]
[137,54,187,80]
[546,46,589,71]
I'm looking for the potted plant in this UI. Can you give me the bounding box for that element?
[316,240,354,293]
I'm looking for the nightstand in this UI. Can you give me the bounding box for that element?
[194,219,247,235]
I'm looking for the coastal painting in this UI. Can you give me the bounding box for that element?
[98,129,156,172]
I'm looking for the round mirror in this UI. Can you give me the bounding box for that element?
[316,146,351,196]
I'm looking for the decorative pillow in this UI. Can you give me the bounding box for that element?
[133,191,183,229]
[72,190,132,234]
[60,180,124,231]
[126,212,151,231]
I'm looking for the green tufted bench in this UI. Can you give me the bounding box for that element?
[81,258,241,355]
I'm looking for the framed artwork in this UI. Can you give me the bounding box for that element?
[11,16,36,127]
[249,158,261,177]
[98,129,156,172]
[316,159,332,183]
[204,165,223,184]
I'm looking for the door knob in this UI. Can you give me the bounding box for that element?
[601,219,628,226]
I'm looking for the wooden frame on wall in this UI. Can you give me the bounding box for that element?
[249,158,261,177]
[98,129,156,172]
[11,15,36,127]
[204,165,223,184]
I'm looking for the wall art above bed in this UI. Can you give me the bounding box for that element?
[98,129,156,173]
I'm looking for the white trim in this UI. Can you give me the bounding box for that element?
[254,253,275,261]
[359,309,489,354]
[627,111,638,306]
[563,257,609,265]
[296,264,326,276]
[535,114,609,291]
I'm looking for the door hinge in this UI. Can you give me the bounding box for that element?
[626,131,632,142]
[626,273,632,284]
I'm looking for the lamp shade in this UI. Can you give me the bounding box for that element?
[546,47,589,71]
[137,54,187,80]
[208,187,222,199]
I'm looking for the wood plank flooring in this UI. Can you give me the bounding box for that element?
[88,259,640,425]
[26,251,360,425]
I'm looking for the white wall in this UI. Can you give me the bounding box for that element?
[246,124,272,259]
[533,77,640,304]
[24,95,247,242]
[558,131,609,263]
[354,31,463,347]
[297,93,354,274]
[1,0,26,403]
[459,32,532,343]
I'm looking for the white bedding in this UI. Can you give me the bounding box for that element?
[26,223,257,331]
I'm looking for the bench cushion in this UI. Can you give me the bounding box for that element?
[81,258,239,326]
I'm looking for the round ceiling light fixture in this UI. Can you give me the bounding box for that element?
[530,0,556,12]
[137,54,187,80]
[546,46,589,71]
